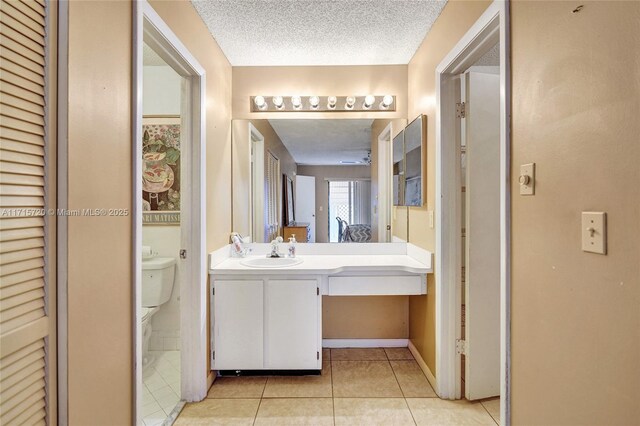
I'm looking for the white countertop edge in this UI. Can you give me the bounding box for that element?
[208,243,433,274]
[407,243,433,266]
[211,264,430,276]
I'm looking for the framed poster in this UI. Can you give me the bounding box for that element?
[142,115,181,225]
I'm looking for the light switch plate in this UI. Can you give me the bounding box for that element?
[519,163,535,195]
[428,210,434,228]
[582,212,607,254]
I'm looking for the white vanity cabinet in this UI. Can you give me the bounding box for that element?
[264,280,319,369]
[212,277,321,371]
[213,280,264,370]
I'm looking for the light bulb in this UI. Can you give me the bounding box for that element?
[327,96,337,109]
[345,96,356,110]
[309,96,320,109]
[382,95,394,108]
[363,95,376,109]
[254,95,266,110]
[291,95,302,109]
[273,96,284,109]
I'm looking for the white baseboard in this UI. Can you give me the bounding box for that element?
[408,340,438,395]
[322,338,408,348]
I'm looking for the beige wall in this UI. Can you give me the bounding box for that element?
[232,120,296,238]
[66,1,133,423]
[510,2,640,424]
[232,66,408,120]
[404,0,492,375]
[296,165,371,243]
[65,1,232,422]
[323,296,408,339]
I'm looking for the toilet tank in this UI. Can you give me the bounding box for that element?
[142,257,176,307]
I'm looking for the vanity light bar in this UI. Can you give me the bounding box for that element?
[249,95,396,112]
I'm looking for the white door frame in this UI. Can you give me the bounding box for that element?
[434,0,510,423]
[377,123,393,242]
[250,124,265,243]
[133,2,207,423]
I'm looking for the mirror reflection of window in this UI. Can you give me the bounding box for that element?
[329,180,372,242]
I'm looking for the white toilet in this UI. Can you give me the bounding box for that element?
[141,256,176,366]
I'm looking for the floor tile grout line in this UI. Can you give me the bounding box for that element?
[480,399,500,426]
[403,397,419,426]
[252,377,268,425]
[388,359,407,399]
[330,359,336,426]
[387,355,419,425]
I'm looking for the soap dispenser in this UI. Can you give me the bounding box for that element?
[288,234,297,258]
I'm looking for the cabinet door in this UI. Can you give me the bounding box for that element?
[264,280,320,369]
[213,280,263,370]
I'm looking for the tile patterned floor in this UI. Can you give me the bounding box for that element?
[142,350,182,426]
[175,347,500,425]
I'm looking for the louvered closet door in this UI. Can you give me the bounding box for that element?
[0,0,54,425]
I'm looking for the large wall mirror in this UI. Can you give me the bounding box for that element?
[232,118,418,244]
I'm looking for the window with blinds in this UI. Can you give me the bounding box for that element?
[328,180,372,242]
[1,0,53,424]
[265,152,279,242]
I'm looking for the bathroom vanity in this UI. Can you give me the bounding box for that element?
[209,243,432,373]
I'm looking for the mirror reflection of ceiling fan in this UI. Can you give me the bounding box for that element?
[339,151,371,165]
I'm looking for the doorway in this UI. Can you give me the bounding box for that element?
[139,39,184,425]
[133,1,207,424]
[328,180,372,242]
[249,124,265,243]
[434,1,510,423]
[377,123,393,242]
[295,175,316,242]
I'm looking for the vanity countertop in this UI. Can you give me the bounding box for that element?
[211,253,432,275]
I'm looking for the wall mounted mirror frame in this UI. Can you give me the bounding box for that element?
[403,114,427,207]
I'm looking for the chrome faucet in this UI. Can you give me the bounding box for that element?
[269,237,284,258]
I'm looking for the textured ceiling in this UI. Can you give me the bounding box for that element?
[269,119,373,165]
[191,0,448,66]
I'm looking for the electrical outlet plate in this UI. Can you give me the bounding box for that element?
[582,212,607,254]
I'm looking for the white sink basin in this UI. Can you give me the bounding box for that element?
[240,257,304,268]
